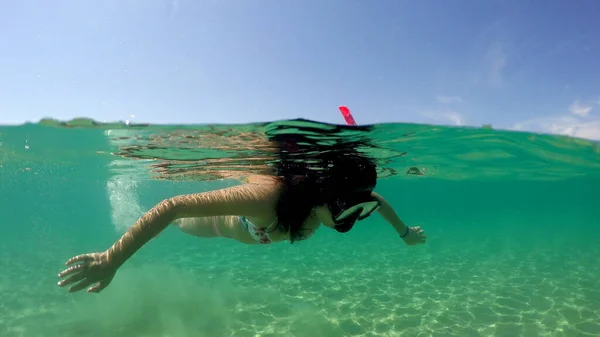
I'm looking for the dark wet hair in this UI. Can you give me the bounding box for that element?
[274,156,377,242]
[266,120,378,243]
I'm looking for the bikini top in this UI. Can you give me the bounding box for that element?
[241,216,315,244]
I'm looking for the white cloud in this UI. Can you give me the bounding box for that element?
[421,109,464,126]
[436,96,464,104]
[512,115,600,141]
[168,0,179,19]
[569,100,592,117]
[511,98,600,141]
[573,120,600,140]
[484,42,507,88]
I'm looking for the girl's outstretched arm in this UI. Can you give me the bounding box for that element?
[58,182,277,293]
[371,192,427,246]
[107,183,274,267]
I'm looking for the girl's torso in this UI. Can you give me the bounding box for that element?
[211,175,321,244]
[218,212,321,244]
[218,174,322,243]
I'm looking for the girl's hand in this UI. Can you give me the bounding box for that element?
[57,251,117,293]
[401,226,427,246]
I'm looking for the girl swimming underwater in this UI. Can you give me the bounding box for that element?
[57,132,427,293]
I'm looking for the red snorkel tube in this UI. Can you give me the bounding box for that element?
[338,106,357,126]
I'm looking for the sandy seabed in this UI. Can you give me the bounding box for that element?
[1,234,599,337]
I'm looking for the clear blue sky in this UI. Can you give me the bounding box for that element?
[1,0,599,139]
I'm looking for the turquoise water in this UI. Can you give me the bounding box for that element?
[1,120,599,337]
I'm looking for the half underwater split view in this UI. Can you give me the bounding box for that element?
[1,118,599,337]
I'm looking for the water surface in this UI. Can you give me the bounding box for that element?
[0,119,598,337]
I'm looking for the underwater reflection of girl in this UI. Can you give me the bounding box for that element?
[57,134,427,294]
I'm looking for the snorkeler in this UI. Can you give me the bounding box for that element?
[57,134,427,294]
